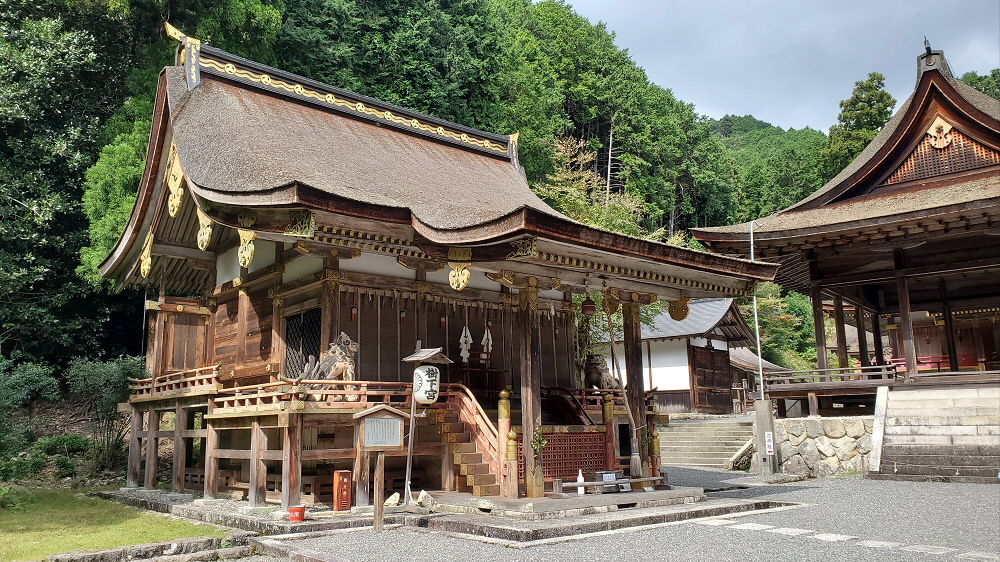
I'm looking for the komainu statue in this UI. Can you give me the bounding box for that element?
[584,354,621,390]
[281,332,360,401]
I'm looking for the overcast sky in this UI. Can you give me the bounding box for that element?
[566,0,1000,131]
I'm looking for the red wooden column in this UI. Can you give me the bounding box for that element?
[622,300,649,476]
[833,295,849,368]
[281,413,303,509]
[811,286,828,369]
[144,409,160,489]
[127,405,143,488]
[518,280,544,498]
[602,393,616,470]
[249,418,268,506]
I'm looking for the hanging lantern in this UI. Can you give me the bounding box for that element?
[400,309,407,325]
[581,296,597,316]
[440,314,447,329]
[351,306,358,322]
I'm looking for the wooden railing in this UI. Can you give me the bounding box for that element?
[210,379,415,415]
[445,384,501,476]
[764,364,897,390]
[128,365,221,401]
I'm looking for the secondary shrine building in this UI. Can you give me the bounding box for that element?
[103,26,776,507]
[693,47,1000,416]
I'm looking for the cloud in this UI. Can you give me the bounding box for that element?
[567,0,1000,130]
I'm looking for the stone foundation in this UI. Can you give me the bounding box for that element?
[775,416,873,477]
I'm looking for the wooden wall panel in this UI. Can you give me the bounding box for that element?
[213,299,239,369]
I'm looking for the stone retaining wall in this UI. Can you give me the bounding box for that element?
[775,416,874,477]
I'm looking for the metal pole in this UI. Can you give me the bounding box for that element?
[750,220,765,400]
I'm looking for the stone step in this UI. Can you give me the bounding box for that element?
[472,484,500,496]
[885,424,996,436]
[451,443,478,453]
[888,397,1000,409]
[465,473,497,486]
[661,461,726,468]
[882,444,1000,457]
[887,407,997,418]
[662,456,733,464]
[662,445,745,453]
[459,462,490,476]
[880,453,1000,467]
[877,461,1000,478]
[886,415,1000,426]
[662,431,754,438]
[884,434,1000,447]
[662,439,749,447]
[454,452,483,465]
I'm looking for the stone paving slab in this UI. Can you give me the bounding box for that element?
[429,487,707,520]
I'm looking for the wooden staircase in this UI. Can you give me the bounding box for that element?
[434,409,501,496]
[432,385,502,497]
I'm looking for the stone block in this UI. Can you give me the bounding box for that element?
[844,418,866,438]
[789,431,808,446]
[238,505,275,515]
[814,436,836,458]
[977,386,1000,398]
[779,440,796,462]
[783,419,805,438]
[863,418,873,433]
[799,440,820,469]
[954,398,1000,409]
[822,419,846,439]
[978,425,1000,435]
[815,456,841,476]
[831,436,857,460]
[805,419,824,438]
[193,498,226,506]
[781,455,809,476]
[774,422,787,444]
[841,454,865,473]
[857,434,872,455]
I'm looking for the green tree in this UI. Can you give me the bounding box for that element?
[737,283,816,370]
[0,357,60,421]
[66,356,141,471]
[821,72,896,179]
[962,69,1000,99]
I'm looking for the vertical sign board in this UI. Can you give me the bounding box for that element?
[353,405,408,531]
[764,431,775,456]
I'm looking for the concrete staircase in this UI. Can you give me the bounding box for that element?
[875,384,1000,482]
[659,418,754,468]
[434,410,501,496]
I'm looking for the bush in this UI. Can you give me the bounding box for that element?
[65,356,143,472]
[52,455,77,478]
[33,435,91,456]
[0,453,46,481]
[0,485,31,511]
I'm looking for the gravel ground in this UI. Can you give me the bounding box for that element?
[261,469,1000,562]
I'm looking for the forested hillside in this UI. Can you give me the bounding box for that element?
[3,0,999,376]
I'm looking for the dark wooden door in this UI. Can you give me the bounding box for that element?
[691,345,733,414]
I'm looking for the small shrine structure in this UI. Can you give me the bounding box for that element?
[693,46,1000,415]
[104,25,776,506]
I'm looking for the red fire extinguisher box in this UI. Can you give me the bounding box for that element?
[333,470,352,511]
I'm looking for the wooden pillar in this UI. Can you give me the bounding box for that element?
[833,295,849,369]
[646,415,661,481]
[505,430,519,499]
[271,296,285,379]
[144,409,160,489]
[203,402,219,498]
[127,405,142,488]
[811,286,828,369]
[373,451,386,531]
[235,289,250,367]
[249,418,268,506]
[855,290,871,368]
[896,274,917,380]
[281,413,303,509]
[497,389,513,497]
[518,282,543,498]
[602,393,616,470]
[172,404,188,492]
[622,301,649,476]
[940,279,959,372]
[807,393,819,417]
[872,311,885,365]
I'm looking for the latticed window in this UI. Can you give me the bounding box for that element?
[284,307,321,377]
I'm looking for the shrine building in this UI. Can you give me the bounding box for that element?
[101,25,777,507]
[692,46,1000,417]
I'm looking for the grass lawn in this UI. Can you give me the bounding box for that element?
[0,488,227,561]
